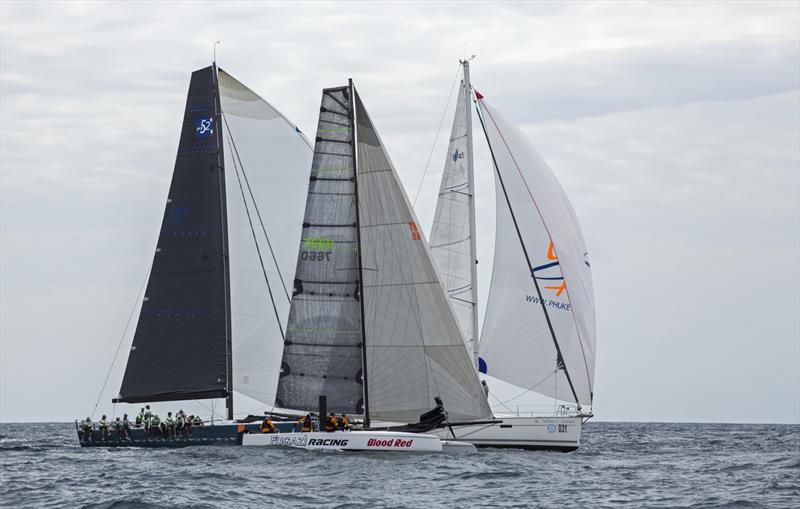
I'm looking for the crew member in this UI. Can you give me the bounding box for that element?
[121,414,131,440]
[336,414,352,431]
[98,415,110,441]
[165,412,176,439]
[324,413,338,432]
[193,415,203,426]
[297,414,312,432]
[260,414,278,434]
[150,414,161,438]
[176,410,186,438]
[113,417,122,439]
[81,417,93,442]
[481,379,489,399]
[135,409,144,428]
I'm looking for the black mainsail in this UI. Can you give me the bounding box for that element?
[115,65,232,410]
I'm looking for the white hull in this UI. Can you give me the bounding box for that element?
[436,415,584,451]
[241,430,443,453]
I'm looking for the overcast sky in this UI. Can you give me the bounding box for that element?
[1,1,798,424]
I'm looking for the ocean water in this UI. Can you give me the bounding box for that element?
[0,422,797,508]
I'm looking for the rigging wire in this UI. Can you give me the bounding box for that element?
[220,114,292,303]
[90,267,150,419]
[412,63,462,207]
[223,115,286,341]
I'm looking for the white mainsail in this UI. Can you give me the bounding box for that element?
[428,79,479,364]
[353,88,492,423]
[219,69,313,407]
[477,94,596,406]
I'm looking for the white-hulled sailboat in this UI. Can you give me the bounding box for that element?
[241,79,489,453]
[430,60,596,451]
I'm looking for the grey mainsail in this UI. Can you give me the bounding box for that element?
[275,86,364,414]
[276,82,492,424]
[116,65,230,405]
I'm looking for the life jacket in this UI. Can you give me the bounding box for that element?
[338,417,351,429]
[135,415,143,425]
[325,416,337,431]
[302,416,312,432]
[260,419,276,433]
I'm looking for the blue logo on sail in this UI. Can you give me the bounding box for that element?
[195,117,214,138]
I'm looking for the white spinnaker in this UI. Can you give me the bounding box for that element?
[354,89,492,423]
[429,82,477,360]
[219,69,312,407]
[477,96,596,406]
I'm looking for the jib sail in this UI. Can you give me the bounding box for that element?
[353,87,492,423]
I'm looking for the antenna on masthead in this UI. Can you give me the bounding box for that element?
[213,41,221,64]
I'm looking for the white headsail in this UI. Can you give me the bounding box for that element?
[219,69,313,407]
[429,78,480,364]
[354,88,493,423]
[477,94,596,406]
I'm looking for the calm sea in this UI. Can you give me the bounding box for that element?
[1,422,797,508]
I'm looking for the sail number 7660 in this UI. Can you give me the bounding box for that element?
[301,251,331,261]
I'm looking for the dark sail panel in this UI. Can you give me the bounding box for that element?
[275,86,364,414]
[116,66,230,404]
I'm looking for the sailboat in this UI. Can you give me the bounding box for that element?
[77,63,313,447]
[240,79,491,452]
[429,60,596,451]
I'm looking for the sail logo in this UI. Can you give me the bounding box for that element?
[525,294,571,311]
[452,149,465,162]
[408,222,421,241]
[531,241,567,297]
[302,237,335,251]
[195,118,214,138]
[168,207,188,225]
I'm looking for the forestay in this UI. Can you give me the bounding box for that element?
[275,87,365,414]
[429,81,478,361]
[219,69,312,406]
[477,96,596,406]
[354,89,492,423]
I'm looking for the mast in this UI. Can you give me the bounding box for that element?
[474,98,582,410]
[212,61,234,421]
[461,59,480,368]
[350,79,370,427]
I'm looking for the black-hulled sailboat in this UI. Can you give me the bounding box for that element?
[241,80,491,452]
[78,63,312,447]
